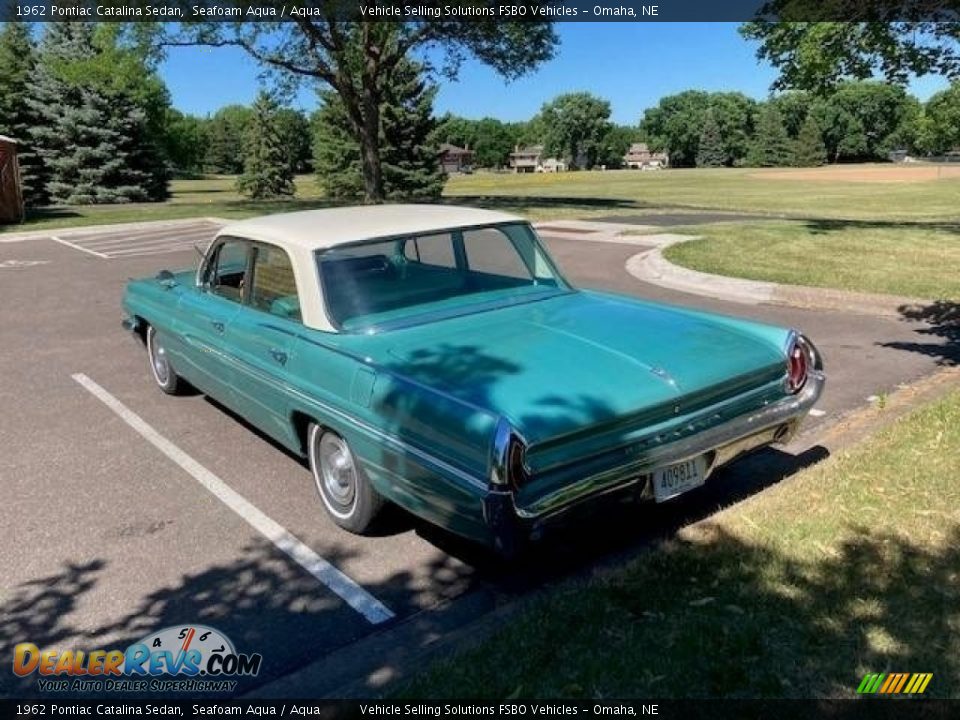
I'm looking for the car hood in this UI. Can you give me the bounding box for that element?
[358,291,789,445]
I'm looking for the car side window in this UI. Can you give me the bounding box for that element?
[250,243,301,322]
[462,227,530,279]
[206,239,249,302]
[402,233,456,269]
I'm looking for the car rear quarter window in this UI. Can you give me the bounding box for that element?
[462,227,530,279]
[250,243,301,322]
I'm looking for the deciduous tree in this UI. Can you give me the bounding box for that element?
[538,92,612,169]
[156,21,556,202]
[740,22,960,94]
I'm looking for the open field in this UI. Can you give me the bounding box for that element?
[661,220,960,301]
[4,164,960,236]
[401,388,960,699]
[755,164,960,183]
[445,165,960,222]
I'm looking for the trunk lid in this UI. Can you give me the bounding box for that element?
[358,291,789,453]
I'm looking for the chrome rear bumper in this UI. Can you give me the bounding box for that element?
[524,369,823,520]
[482,366,825,552]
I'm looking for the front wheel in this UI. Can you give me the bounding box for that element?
[308,424,384,533]
[146,324,183,395]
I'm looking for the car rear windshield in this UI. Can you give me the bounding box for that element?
[316,222,569,331]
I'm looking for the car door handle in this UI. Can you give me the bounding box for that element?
[269,348,287,365]
[211,321,224,333]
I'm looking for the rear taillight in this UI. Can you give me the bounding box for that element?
[786,336,810,393]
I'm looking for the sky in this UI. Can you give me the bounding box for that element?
[159,23,952,124]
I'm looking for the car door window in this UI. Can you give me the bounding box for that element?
[206,239,249,302]
[250,243,301,322]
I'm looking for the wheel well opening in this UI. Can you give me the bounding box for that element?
[291,411,318,457]
[134,317,148,345]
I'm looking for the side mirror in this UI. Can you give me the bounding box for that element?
[156,269,178,289]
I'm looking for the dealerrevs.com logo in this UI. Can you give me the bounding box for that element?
[13,625,262,693]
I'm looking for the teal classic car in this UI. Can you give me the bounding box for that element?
[122,206,824,554]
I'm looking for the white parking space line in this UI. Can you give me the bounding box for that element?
[52,221,220,259]
[71,373,396,625]
[51,235,110,259]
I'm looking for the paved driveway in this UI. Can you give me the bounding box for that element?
[0,220,951,697]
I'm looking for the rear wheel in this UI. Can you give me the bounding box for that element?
[146,324,182,395]
[307,424,384,533]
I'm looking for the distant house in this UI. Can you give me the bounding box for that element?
[438,143,474,174]
[538,157,567,173]
[624,142,669,170]
[509,145,567,173]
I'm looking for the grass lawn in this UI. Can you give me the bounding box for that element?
[0,175,332,234]
[5,167,959,300]
[660,220,960,301]
[400,390,960,699]
[445,166,960,222]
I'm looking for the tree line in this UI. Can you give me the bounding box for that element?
[640,82,960,168]
[3,20,959,209]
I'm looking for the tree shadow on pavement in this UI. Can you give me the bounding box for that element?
[879,301,960,367]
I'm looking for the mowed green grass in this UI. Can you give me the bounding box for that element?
[400,390,960,699]
[661,221,960,301]
[445,166,960,222]
[1,175,331,234]
[6,165,959,234]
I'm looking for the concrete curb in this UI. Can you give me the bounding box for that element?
[0,216,230,243]
[625,234,928,318]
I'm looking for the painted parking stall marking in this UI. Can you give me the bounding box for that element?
[51,220,221,259]
[71,372,395,625]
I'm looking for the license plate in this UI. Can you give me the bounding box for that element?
[653,455,708,502]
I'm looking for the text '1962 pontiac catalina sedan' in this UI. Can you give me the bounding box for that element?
[122,205,824,555]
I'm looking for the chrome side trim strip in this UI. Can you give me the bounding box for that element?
[180,331,489,492]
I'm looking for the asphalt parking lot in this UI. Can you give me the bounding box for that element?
[1,218,954,697]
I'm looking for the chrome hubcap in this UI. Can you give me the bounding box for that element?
[318,434,356,507]
[150,331,170,385]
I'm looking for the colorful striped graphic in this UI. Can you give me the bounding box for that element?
[857,672,932,695]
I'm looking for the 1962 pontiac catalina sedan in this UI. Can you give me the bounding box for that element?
[122,205,824,554]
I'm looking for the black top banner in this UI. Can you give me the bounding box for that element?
[1,0,959,21]
[1,700,960,720]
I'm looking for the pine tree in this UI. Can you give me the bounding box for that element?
[0,22,47,207]
[695,111,725,168]
[379,62,444,200]
[312,92,364,199]
[792,114,827,167]
[747,104,792,167]
[314,59,443,201]
[28,24,168,205]
[236,92,295,200]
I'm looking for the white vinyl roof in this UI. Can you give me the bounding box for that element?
[218,204,523,251]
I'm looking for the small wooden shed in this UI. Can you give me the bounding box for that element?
[0,135,25,224]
